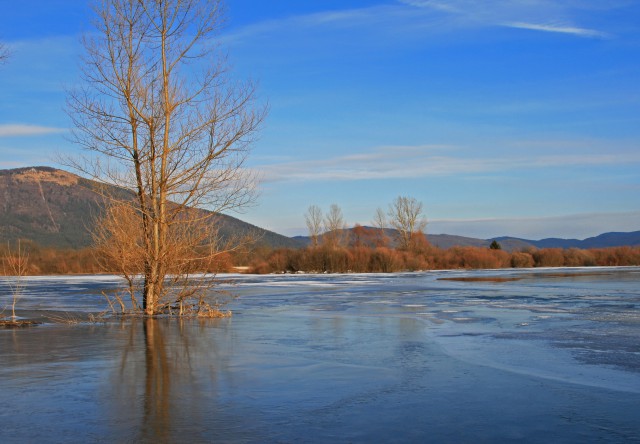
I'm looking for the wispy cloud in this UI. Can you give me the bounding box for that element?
[0,124,67,137]
[219,0,618,65]
[505,21,609,38]
[221,0,619,58]
[399,0,611,38]
[399,0,461,13]
[256,143,640,183]
[222,5,397,44]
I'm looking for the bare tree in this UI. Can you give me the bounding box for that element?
[323,203,346,248]
[387,196,427,250]
[305,205,323,247]
[67,0,265,316]
[2,241,29,320]
[372,207,389,247]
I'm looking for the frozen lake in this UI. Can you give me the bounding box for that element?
[1,268,639,442]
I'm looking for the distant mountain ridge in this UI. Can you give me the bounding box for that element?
[1,166,638,251]
[494,231,640,250]
[428,234,532,251]
[428,232,640,250]
[294,229,640,251]
[0,166,303,249]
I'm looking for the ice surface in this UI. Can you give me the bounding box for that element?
[0,267,639,442]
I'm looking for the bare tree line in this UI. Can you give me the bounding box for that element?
[305,196,427,251]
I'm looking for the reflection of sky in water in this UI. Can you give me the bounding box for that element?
[0,267,639,442]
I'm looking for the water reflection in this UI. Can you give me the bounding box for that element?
[108,319,235,443]
[142,319,171,441]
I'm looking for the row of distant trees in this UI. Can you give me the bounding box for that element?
[2,238,640,276]
[245,196,640,273]
[0,242,101,275]
[247,242,640,274]
[0,240,234,276]
[3,194,640,275]
[305,196,428,251]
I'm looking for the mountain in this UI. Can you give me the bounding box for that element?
[426,234,535,251]
[423,232,640,251]
[496,231,640,250]
[292,229,537,251]
[293,229,640,252]
[578,231,640,248]
[0,166,303,249]
[0,167,101,248]
[2,166,638,252]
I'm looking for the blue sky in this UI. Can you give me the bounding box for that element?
[1,0,639,239]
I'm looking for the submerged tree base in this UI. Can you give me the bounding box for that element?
[103,305,233,319]
[0,319,42,328]
[197,307,232,319]
[159,304,232,319]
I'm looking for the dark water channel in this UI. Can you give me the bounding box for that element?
[1,268,639,443]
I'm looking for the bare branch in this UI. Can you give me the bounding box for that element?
[387,196,427,251]
[67,0,266,316]
[323,204,346,248]
[305,205,323,248]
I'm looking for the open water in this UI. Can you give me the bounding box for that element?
[0,267,639,443]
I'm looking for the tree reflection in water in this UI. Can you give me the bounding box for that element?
[142,319,171,441]
[109,318,238,442]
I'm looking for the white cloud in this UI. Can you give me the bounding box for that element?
[0,124,67,137]
[504,21,609,38]
[399,0,611,38]
[222,5,397,44]
[399,0,463,13]
[220,0,617,59]
[255,143,640,183]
